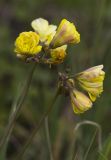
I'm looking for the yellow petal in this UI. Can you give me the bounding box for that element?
[49,45,67,64]
[14,31,42,56]
[76,65,105,102]
[88,93,97,102]
[70,89,92,114]
[51,19,80,48]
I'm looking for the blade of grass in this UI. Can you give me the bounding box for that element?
[98,152,108,160]
[73,149,80,160]
[0,63,36,159]
[14,87,60,160]
[70,120,102,160]
[83,129,97,160]
[98,135,111,160]
[45,116,54,160]
[73,152,78,160]
[74,120,102,151]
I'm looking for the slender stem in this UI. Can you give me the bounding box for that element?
[71,120,102,160]
[73,150,79,160]
[98,152,108,160]
[83,129,97,160]
[15,88,60,160]
[74,120,102,151]
[45,116,54,160]
[0,63,36,151]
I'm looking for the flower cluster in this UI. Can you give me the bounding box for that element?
[58,65,105,114]
[14,17,105,115]
[14,18,80,64]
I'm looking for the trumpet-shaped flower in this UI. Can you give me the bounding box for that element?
[76,65,105,101]
[31,18,57,45]
[50,45,67,64]
[50,19,80,48]
[70,89,92,114]
[14,31,42,56]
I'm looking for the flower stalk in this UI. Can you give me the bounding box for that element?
[45,116,54,160]
[0,63,36,158]
[14,87,60,160]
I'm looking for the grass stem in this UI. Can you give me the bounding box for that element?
[45,116,54,160]
[0,63,36,158]
[15,87,60,160]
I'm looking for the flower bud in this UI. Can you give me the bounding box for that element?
[70,89,92,114]
[14,31,42,56]
[50,45,67,64]
[50,19,80,48]
[76,65,105,101]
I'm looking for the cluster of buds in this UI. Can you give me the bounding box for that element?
[58,65,105,114]
[14,18,80,64]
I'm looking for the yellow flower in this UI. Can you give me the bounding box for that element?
[76,65,105,102]
[50,19,80,48]
[50,45,67,64]
[14,31,42,56]
[31,18,57,45]
[70,89,92,114]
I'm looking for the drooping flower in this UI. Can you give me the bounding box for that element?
[75,65,105,101]
[31,18,57,46]
[49,45,67,64]
[14,31,42,57]
[50,19,80,48]
[70,89,92,114]
[58,73,92,114]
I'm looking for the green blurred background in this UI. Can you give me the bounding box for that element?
[0,0,111,159]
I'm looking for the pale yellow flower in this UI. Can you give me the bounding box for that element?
[50,45,67,64]
[50,19,80,48]
[14,31,42,56]
[76,65,105,101]
[70,89,92,114]
[31,18,57,45]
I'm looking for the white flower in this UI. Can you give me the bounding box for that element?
[31,18,57,45]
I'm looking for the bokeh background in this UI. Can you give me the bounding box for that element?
[0,0,111,159]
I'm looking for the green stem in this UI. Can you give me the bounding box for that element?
[83,129,97,160]
[70,120,102,160]
[74,120,102,151]
[0,63,36,157]
[15,88,60,160]
[45,116,54,160]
